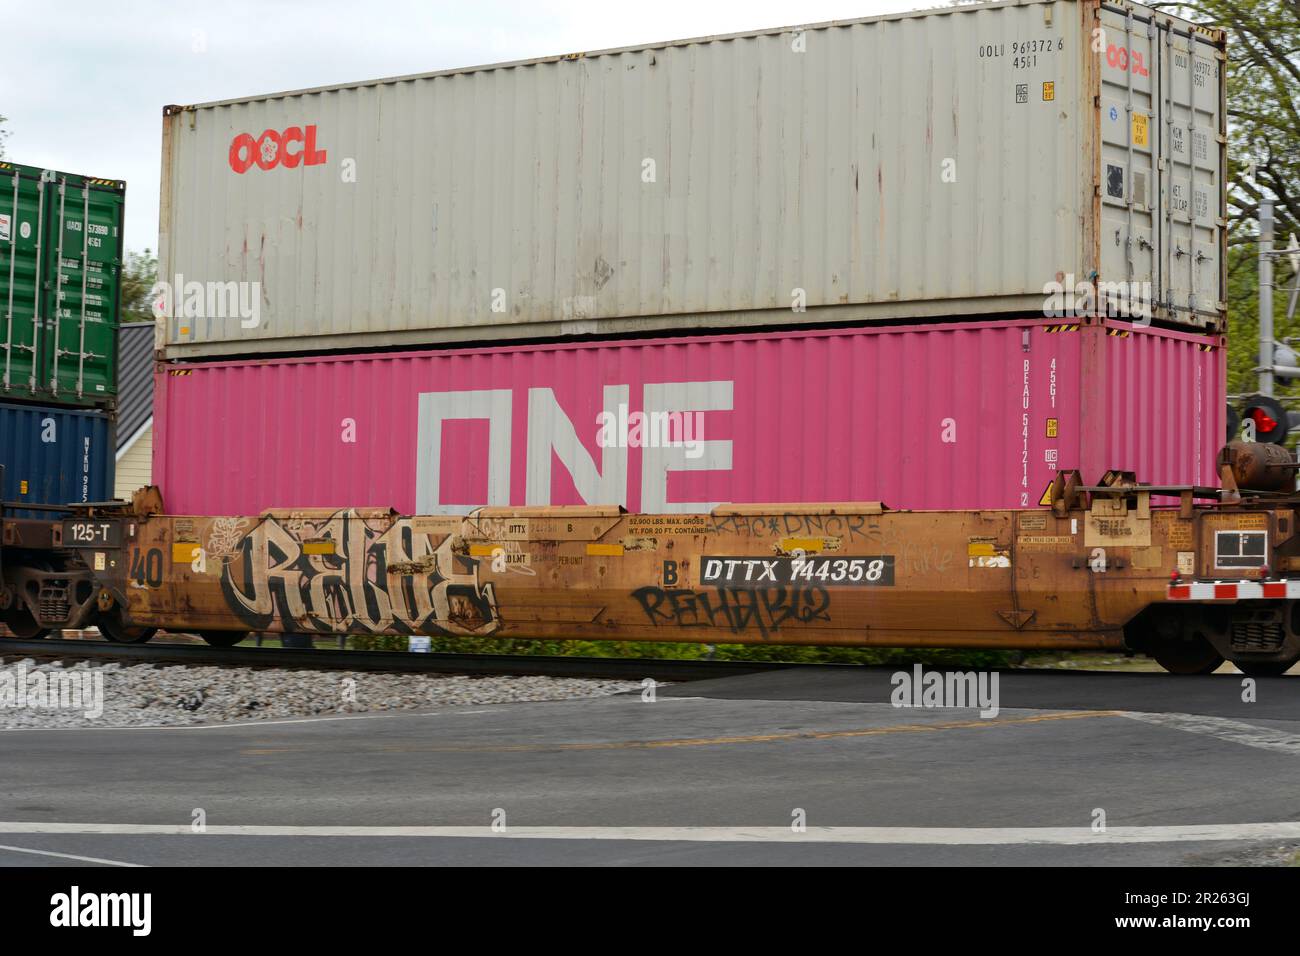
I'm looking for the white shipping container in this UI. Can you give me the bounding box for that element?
[157,0,1226,359]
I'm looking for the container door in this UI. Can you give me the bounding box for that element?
[39,175,124,403]
[1097,5,1158,321]
[0,165,50,399]
[0,403,114,518]
[1156,18,1224,326]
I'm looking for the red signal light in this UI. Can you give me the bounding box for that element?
[1250,408,1280,433]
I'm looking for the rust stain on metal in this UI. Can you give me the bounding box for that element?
[620,536,658,552]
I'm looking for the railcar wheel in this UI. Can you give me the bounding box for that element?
[1232,657,1299,678]
[1150,636,1224,675]
[2,607,52,640]
[199,631,248,648]
[98,612,157,645]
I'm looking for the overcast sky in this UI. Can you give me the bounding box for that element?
[0,0,932,254]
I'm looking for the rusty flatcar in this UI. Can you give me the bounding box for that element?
[3,446,1297,676]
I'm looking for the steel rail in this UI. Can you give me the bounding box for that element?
[0,637,842,682]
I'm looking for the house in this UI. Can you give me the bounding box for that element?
[114,322,154,499]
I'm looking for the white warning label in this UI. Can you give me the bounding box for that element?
[0,214,10,241]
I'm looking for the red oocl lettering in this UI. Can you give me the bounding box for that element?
[228,124,327,174]
[280,127,304,168]
[253,129,283,170]
[1105,44,1149,77]
[228,133,257,174]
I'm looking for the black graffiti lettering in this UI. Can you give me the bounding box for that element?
[708,515,738,535]
[219,513,500,636]
[723,587,765,637]
[707,513,876,540]
[632,584,831,636]
[632,585,675,625]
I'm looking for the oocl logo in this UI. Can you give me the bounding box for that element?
[228,124,327,174]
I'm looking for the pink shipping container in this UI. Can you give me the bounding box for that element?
[152,318,1225,516]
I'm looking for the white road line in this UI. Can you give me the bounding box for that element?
[0,842,144,867]
[0,822,1297,845]
[1122,711,1300,755]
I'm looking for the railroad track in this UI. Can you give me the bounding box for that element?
[0,637,839,682]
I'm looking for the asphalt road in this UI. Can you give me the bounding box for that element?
[1,666,1298,866]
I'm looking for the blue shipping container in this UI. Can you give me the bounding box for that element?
[0,402,115,518]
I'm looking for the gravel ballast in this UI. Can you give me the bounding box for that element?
[0,658,641,729]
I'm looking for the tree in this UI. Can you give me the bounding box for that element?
[0,115,9,159]
[1156,1,1300,396]
[1157,1,1299,242]
[120,249,158,324]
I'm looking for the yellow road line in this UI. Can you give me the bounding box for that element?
[240,709,1123,756]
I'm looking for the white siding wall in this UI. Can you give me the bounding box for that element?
[114,424,153,499]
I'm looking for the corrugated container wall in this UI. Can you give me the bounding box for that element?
[0,161,126,405]
[157,0,1227,360]
[152,319,1225,516]
[0,402,115,518]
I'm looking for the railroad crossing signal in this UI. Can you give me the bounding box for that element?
[1238,394,1300,444]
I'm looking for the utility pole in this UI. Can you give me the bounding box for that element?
[1261,201,1274,396]
[1288,233,1300,323]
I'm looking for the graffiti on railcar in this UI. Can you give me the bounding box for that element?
[631,584,830,637]
[707,512,877,542]
[215,512,499,635]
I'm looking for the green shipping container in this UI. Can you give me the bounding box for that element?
[0,160,125,407]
